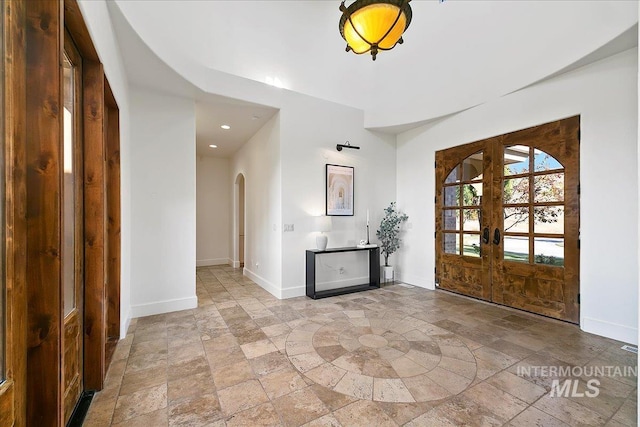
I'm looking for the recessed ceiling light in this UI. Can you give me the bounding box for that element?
[209,144,218,148]
[221,125,231,130]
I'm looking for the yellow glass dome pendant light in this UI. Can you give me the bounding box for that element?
[339,0,412,61]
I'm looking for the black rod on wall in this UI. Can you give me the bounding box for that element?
[336,141,360,151]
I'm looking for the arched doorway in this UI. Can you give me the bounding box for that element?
[235,174,245,268]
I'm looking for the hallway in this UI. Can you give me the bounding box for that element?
[85,266,637,426]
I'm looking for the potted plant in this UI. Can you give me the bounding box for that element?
[376,202,408,282]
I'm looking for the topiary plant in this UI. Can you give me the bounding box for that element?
[376,202,409,267]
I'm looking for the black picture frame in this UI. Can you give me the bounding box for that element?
[326,164,354,216]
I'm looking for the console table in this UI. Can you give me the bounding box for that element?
[306,246,380,299]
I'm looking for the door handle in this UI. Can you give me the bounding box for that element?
[482,227,489,244]
[493,228,501,245]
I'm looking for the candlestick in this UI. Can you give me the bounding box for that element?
[366,209,369,226]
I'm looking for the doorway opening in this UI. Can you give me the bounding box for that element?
[235,174,246,268]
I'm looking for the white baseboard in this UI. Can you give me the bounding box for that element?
[243,268,280,298]
[130,296,198,319]
[120,307,131,339]
[281,286,306,299]
[581,317,638,345]
[196,258,231,267]
[231,260,242,268]
[394,272,435,290]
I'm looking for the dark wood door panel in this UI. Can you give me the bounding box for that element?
[436,117,580,324]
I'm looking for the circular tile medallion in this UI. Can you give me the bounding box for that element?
[285,312,477,403]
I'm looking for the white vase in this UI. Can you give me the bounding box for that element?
[383,266,394,282]
[316,234,328,251]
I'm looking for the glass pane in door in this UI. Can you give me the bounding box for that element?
[534,237,564,266]
[462,152,483,181]
[63,54,76,317]
[504,145,529,175]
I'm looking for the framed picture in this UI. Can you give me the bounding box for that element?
[326,164,354,216]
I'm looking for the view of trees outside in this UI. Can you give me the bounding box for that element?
[444,147,565,266]
[503,148,565,266]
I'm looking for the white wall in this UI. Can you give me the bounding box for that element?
[78,0,133,338]
[230,114,282,295]
[397,49,638,344]
[130,87,197,317]
[279,92,397,298]
[196,157,231,266]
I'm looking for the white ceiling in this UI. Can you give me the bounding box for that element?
[107,0,638,157]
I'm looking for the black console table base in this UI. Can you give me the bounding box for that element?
[306,246,380,299]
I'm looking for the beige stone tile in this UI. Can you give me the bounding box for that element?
[390,356,428,377]
[225,402,281,427]
[168,371,216,404]
[333,371,373,400]
[375,401,436,426]
[111,408,168,427]
[438,342,476,362]
[272,388,330,427]
[168,356,210,381]
[611,396,637,426]
[250,351,292,377]
[262,322,291,337]
[286,340,316,356]
[168,393,224,426]
[404,349,441,370]
[438,355,476,380]
[130,339,168,358]
[259,367,307,400]
[112,383,168,424]
[333,400,396,427]
[404,408,459,427]
[167,340,205,364]
[425,366,472,395]
[473,346,519,369]
[314,344,347,363]
[309,384,357,412]
[119,365,168,396]
[240,338,278,359]
[507,406,569,427]
[402,374,450,402]
[125,352,168,374]
[211,359,255,390]
[302,413,341,427]
[304,363,347,388]
[485,370,547,404]
[217,379,269,416]
[534,394,607,425]
[426,396,503,426]
[205,345,245,369]
[289,352,326,373]
[373,378,415,403]
[462,382,528,422]
[84,398,116,427]
[88,267,639,427]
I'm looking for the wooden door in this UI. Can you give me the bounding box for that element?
[436,117,580,323]
[62,31,84,424]
[435,138,494,301]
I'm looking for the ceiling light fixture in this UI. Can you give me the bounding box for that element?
[209,144,218,148]
[220,125,231,130]
[339,0,412,61]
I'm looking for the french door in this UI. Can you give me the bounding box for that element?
[62,31,84,424]
[435,116,580,323]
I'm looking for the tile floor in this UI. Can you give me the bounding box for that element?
[84,266,638,426]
